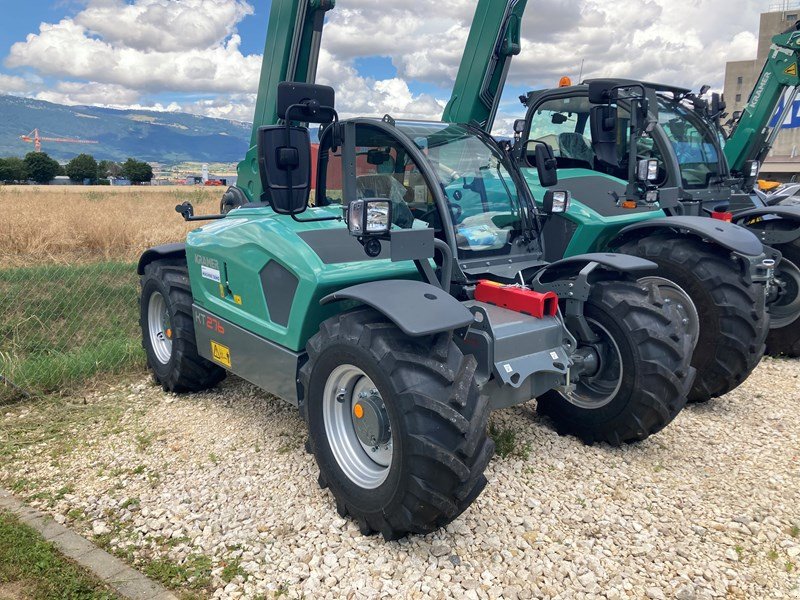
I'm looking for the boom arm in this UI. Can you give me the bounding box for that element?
[725,22,800,179]
[235,0,335,202]
[441,0,527,131]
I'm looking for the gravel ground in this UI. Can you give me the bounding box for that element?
[1,358,799,600]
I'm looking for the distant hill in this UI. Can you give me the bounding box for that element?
[0,95,252,163]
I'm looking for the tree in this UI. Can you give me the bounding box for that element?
[121,158,154,184]
[98,160,122,178]
[0,157,29,183]
[23,152,61,184]
[66,154,99,183]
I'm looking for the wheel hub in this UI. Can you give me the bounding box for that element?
[352,392,391,447]
[639,276,700,349]
[147,291,173,365]
[564,319,623,410]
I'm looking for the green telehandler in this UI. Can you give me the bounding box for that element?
[443,1,790,401]
[138,0,695,539]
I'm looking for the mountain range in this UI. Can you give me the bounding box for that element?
[0,95,252,164]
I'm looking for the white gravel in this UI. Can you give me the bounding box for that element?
[2,358,799,599]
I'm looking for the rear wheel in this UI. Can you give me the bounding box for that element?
[299,308,493,540]
[617,234,769,402]
[140,261,226,392]
[765,239,800,357]
[537,279,694,445]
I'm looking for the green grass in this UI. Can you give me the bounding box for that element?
[0,511,118,599]
[488,422,532,460]
[0,261,145,402]
[143,554,212,592]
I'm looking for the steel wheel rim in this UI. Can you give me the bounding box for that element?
[564,319,623,409]
[147,292,173,364]
[323,364,392,489]
[639,276,700,349]
[770,257,800,328]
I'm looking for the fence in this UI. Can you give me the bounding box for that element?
[0,185,219,403]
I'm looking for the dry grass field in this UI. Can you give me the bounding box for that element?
[0,185,222,267]
[0,185,226,401]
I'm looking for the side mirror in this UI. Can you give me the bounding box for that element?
[513,119,526,134]
[346,199,392,237]
[711,93,725,116]
[542,190,571,214]
[732,110,742,121]
[699,84,711,97]
[587,80,614,104]
[277,82,336,123]
[590,105,619,166]
[528,141,558,187]
[257,125,312,215]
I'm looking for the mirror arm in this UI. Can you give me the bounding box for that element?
[175,202,226,222]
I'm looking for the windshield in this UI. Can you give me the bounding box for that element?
[396,121,528,256]
[657,98,721,189]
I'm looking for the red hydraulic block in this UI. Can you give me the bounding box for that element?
[475,280,559,318]
[711,211,733,222]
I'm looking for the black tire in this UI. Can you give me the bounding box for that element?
[765,238,800,357]
[537,279,694,446]
[220,186,249,214]
[617,234,769,402]
[299,308,493,540]
[139,260,226,393]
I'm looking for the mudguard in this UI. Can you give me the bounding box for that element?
[321,280,474,337]
[540,252,657,274]
[615,216,764,257]
[137,243,186,275]
[733,205,800,223]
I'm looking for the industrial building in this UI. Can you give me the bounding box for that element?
[724,2,800,179]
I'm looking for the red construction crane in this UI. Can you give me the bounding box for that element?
[20,129,99,153]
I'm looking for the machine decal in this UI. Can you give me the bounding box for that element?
[201,265,221,282]
[785,63,798,77]
[211,341,231,367]
[233,295,243,305]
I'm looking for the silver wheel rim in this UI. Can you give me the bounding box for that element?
[639,276,700,349]
[563,319,623,409]
[147,292,173,365]
[770,257,800,329]
[323,364,392,489]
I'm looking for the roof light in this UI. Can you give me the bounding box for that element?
[559,76,572,88]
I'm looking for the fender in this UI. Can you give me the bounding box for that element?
[538,252,657,276]
[321,280,474,337]
[733,205,800,246]
[137,243,186,275]
[614,216,764,257]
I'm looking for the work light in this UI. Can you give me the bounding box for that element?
[347,199,392,236]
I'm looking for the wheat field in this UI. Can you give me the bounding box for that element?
[0,185,223,267]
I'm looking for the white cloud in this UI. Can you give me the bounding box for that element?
[0,73,32,94]
[35,81,142,106]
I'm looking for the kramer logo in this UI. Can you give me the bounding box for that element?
[749,72,771,109]
[195,254,219,270]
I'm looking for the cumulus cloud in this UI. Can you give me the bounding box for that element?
[35,81,143,106]
[0,73,33,94]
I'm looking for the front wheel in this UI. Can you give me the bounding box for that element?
[299,308,493,540]
[537,279,694,446]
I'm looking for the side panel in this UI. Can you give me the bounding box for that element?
[185,206,422,353]
[193,306,302,405]
[520,167,666,258]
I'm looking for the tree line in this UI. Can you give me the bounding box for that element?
[0,153,154,184]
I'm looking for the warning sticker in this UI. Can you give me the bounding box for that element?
[211,341,231,368]
[785,63,798,77]
[201,265,221,283]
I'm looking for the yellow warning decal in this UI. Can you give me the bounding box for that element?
[785,63,798,77]
[233,294,243,305]
[219,283,226,298]
[211,341,231,368]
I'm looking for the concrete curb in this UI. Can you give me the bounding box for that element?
[0,488,178,600]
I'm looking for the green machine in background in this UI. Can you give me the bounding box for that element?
[442,0,797,402]
[138,0,697,539]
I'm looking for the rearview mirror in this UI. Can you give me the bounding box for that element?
[551,113,568,125]
[590,105,619,166]
[367,149,391,165]
[277,82,336,123]
[587,80,614,104]
[257,125,312,215]
[529,141,558,187]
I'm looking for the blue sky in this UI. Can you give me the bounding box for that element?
[0,0,765,131]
